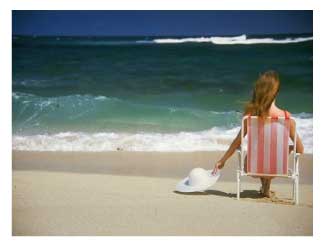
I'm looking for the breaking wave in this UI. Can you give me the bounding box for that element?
[12,113,312,153]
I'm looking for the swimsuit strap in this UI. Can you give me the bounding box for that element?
[284,110,290,119]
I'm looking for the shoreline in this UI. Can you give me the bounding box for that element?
[13,150,313,183]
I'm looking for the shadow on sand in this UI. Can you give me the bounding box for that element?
[174,189,264,199]
[174,189,297,205]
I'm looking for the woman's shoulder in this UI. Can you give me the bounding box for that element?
[269,108,291,117]
[242,108,292,118]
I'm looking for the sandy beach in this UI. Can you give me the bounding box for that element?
[12,11,313,237]
[12,150,313,236]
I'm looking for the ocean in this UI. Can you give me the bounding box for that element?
[12,34,313,153]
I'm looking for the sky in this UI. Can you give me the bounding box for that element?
[12,10,313,36]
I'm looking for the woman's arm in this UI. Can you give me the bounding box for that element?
[212,118,247,175]
[220,130,242,162]
[290,119,304,154]
[212,128,243,175]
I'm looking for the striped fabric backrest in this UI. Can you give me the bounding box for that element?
[246,113,291,176]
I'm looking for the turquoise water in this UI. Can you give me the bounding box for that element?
[12,34,313,152]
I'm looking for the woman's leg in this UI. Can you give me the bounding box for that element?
[263,179,271,197]
[261,147,293,198]
[245,156,275,197]
[262,177,275,198]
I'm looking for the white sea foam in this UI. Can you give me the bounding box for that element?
[12,127,237,152]
[292,113,313,154]
[12,113,312,153]
[152,35,313,45]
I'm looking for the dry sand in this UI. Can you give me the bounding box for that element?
[12,150,313,236]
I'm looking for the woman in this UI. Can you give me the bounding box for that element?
[212,70,304,198]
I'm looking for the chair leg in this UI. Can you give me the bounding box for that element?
[237,171,240,200]
[292,179,296,201]
[294,153,300,205]
[295,176,299,205]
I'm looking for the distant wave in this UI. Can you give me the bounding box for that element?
[149,34,313,45]
[14,34,313,47]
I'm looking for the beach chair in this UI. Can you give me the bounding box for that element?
[237,113,301,204]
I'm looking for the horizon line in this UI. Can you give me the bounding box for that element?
[12,32,313,38]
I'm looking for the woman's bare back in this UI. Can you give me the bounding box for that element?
[269,102,304,154]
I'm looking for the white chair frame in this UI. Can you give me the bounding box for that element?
[237,116,301,205]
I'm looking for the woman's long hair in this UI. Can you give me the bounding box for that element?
[244,70,280,118]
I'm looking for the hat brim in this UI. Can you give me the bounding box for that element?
[175,170,221,193]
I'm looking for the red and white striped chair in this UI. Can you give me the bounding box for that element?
[237,113,301,204]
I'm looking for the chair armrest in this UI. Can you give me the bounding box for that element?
[294,153,301,176]
[295,152,301,158]
[236,148,247,157]
[236,148,242,171]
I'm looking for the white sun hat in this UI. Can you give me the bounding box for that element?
[175,167,221,193]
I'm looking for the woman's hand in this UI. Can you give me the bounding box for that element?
[212,161,225,175]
